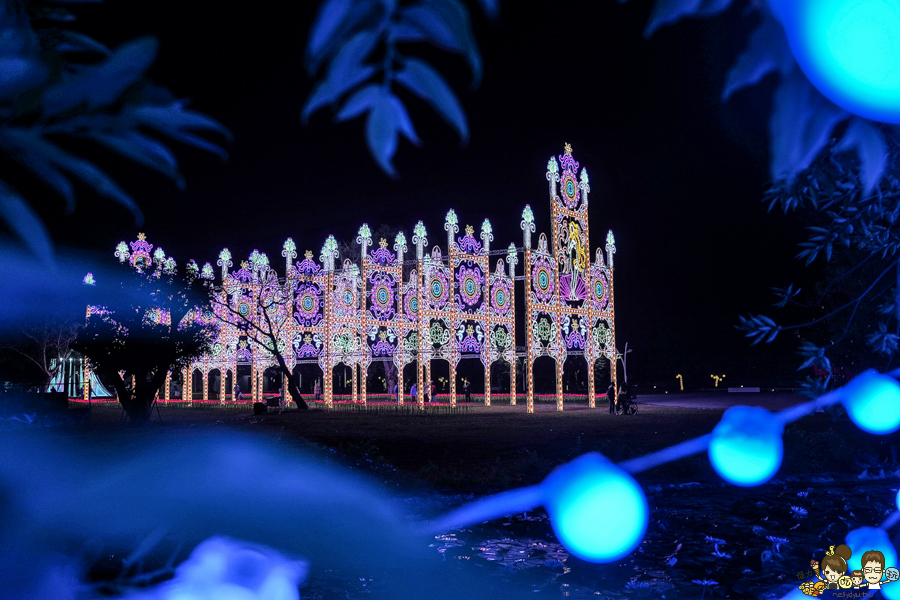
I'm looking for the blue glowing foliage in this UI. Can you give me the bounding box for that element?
[303,0,496,176]
[634,0,894,194]
[708,406,784,487]
[0,3,230,263]
[128,537,307,600]
[770,0,900,125]
[841,370,900,434]
[541,453,648,563]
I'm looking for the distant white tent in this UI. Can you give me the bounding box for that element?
[46,363,114,398]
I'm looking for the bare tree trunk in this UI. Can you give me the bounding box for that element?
[272,353,308,410]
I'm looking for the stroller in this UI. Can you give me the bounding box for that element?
[616,385,638,415]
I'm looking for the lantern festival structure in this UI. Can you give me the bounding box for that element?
[85,145,617,413]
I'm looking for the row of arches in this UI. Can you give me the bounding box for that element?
[161,356,613,404]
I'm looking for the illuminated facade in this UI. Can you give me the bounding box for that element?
[87,146,616,412]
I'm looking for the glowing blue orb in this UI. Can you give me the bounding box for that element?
[708,406,784,487]
[541,453,648,563]
[770,0,900,123]
[845,526,898,597]
[842,370,900,434]
[897,489,900,512]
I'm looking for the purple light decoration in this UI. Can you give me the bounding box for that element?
[457,231,482,254]
[294,334,321,358]
[294,283,323,327]
[368,272,397,320]
[532,256,555,303]
[456,264,484,310]
[370,245,396,266]
[491,279,512,316]
[404,286,419,321]
[427,270,450,311]
[457,324,483,353]
[371,338,395,356]
[559,273,587,302]
[294,253,321,276]
[591,271,610,311]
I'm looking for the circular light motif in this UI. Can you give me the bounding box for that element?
[561,172,579,209]
[343,290,353,306]
[708,406,784,486]
[542,453,648,563]
[842,370,900,434]
[592,271,610,311]
[458,266,483,307]
[491,280,512,316]
[532,258,555,303]
[427,271,449,310]
[369,276,396,320]
[238,301,250,317]
[295,283,322,326]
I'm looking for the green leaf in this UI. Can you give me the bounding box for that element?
[395,57,468,142]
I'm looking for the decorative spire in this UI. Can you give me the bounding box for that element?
[283,238,297,270]
[507,243,518,278]
[137,232,147,241]
[412,221,427,261]
[521,205,535,249]
[394,231,408,264]
[580,168,590,208]
[606,230,616,270]
[357,223,372,259]
[115,241,130,263]
[564,142,573,155]
[480,219,494,254]
[320,235,339,271]
[445,209,459,248]
[217,248,233,279]
[379,238,388,249]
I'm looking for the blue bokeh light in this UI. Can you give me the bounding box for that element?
[842,370,900,434]
[770,0,900,123]
[541,453,648,563]
[708,406,784,487]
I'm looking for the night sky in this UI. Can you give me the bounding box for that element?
[35,1,825,388]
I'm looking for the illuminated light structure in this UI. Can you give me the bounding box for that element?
[87,146,617,409]
[524,144,617,412]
